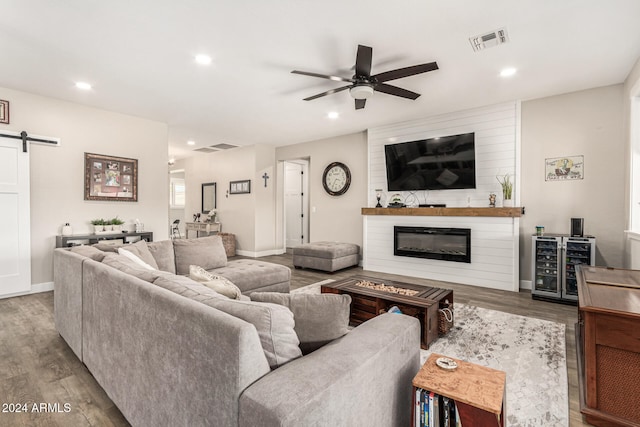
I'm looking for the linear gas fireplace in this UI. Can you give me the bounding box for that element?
[394,226,471,263]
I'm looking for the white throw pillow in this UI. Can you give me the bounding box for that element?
[189,265,242,299]
[118,247,156,271]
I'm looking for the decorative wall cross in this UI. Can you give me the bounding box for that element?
[262,172,269,187]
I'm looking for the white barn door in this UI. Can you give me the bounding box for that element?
[0,136,31,297]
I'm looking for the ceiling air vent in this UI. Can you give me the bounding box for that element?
[194,147,218,153]
[210,143,238,150]
[469,28,509,52]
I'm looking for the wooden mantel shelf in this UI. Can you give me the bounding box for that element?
[361,207,524,217]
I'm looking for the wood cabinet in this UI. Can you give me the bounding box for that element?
[576,266,640,427]
[412,353,506,427]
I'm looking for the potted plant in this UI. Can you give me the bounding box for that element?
[110,216,125,232]
[90,218,105,233]
[496,173,513,207]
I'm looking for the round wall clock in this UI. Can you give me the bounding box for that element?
[322,162,351,196]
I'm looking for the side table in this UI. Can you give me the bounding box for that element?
[412,353,506,427]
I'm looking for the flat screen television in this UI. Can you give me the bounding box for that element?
[384,132,476,191]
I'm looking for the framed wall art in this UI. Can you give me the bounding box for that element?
[0,100,9,124]
[545,155,584,181]
[229,180,251,194]
[84,152,138,201]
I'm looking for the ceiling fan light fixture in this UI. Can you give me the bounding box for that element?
[350,85,374,100]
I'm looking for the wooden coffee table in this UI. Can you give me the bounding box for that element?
[321,275,454,349]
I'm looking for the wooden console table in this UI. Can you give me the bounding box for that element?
[185,222,221,238]
[412,353,506,427]
[56,231,153,248]
[576,266,640,427]
[321,275,453,349]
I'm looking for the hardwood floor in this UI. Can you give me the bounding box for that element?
[0,253,588,426]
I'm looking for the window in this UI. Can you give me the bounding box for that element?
[170,177,185,208]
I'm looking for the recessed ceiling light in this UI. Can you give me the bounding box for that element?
[500,67,517,78]
[75,81,92,90]
[327,112,339,119]
[187,140,196,145]
[195,54,212,65]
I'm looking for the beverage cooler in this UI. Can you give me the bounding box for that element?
[531,234,596,303]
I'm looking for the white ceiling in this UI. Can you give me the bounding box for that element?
[1,1,639,160]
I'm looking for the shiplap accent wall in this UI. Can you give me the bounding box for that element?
[364,102,521,291]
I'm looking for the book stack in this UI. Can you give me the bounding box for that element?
[414,388,461,427]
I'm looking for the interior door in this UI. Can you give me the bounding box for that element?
[285,162,304,248]
[0,136,31,297]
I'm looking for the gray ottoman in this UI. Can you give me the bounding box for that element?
[293,241,360,272]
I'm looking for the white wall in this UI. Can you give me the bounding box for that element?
[275,132,368,252]
[520,85,625,281]
[0,86,169,287]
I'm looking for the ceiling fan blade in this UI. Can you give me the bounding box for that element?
[355,45,373,78]
[372,62,438,83]
[374,83,421,100]
[355,99,366,110]
[303,85,351,101]
[291,70,354,83]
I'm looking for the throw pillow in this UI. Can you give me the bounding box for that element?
[93,242,125,252]
[69,245,106,262]
[189,265,242,299]
[102,253,167,283]
[250,292,352,354]
[147,240,176,274]
[118,247,156,271]
[173,235,227,275]
[153,275,301,369]
[118,240,159,270]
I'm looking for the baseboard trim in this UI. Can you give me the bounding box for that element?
[520,280,532,291]
[0,281,54,300]
[235,249,286,258]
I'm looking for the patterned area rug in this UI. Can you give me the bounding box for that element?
[292,280,568,427]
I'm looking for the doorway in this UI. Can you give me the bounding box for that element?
[284,159,309,250]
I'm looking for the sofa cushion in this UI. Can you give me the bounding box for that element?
[102,253,168,283]
[189,265,242,299]
[117,240,159,270]
[69,245,106,262]
[147,240,176,274]
[153,274,226,300]
[153,275,301,369]
[173,235,227,275]
[212,259,291,294]
[250,292,352,353]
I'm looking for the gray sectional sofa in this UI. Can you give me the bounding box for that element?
[53,235,421,427]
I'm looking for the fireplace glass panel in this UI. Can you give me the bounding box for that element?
[394,226,471,263]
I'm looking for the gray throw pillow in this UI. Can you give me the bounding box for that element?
[173,236,227,275]
[154,275,301,369]
[250,292,352,354]
[118,240,159,270]
[69,245,106,262]
[93,242,125,252]
[101,253,167,283]
[147,240,176,274]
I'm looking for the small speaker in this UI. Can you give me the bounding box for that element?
[571,218,584,237]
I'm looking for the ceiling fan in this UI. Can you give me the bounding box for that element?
[292,44,438,110]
